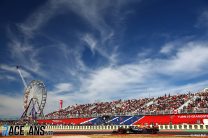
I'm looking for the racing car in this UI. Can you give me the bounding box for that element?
[113,125,159,134]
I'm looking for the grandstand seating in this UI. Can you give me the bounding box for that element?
[43,90,208,124]
[182,91,208,113]
[3,89,208,126]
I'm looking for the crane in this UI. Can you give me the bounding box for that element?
[16,66,27,88]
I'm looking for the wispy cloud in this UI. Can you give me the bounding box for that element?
[18,0,60,37]
[0,93,23,117]
[82,34,97,55]
[2,0,208,116]
[196,10,208,28]
[0,64,31,78]
[50,83,73,94]
[6,23,49,78]
[82,33,118,64]
[160,43,174,54]
[75,41,208,101]
[6,0,130,78]
[161,42,208,76]
[0,75,16,81]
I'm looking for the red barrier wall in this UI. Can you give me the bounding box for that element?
[37,118,91,125]
[133,114,208,125]
[37,114,208,125]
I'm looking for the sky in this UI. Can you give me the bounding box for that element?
[1,0,208,118]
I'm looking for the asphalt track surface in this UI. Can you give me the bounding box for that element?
[1,129,208,137]
[51,132,208,138]
[52,130,208,136]
[1,131,208,137]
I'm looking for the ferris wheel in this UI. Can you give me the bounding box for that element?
[16,66,47,119]
[23,80,47,118]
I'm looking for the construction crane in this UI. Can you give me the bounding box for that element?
[16,66,27,88]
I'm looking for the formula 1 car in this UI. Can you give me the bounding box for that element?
[113,126,159,134]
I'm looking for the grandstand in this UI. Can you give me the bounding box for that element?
[38,89,208,126]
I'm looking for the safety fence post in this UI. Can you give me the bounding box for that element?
[181,125,184,129]
[206,125,208,129]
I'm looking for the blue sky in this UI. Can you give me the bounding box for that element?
[1,0,208,117]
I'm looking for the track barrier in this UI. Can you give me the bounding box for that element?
[45,124,208,131]
[158,124,208,130]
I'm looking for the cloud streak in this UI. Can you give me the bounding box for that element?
[0,64,31,78]
[0,93,23,117]
[76,41,208,102]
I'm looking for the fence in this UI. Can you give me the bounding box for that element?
[44,124,208,131]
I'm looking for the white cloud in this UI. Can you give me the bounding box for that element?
[18,0,122,40]
[0,93,23,117]
[160,43,174,54]
[0,64,31,78]
[7,0,128,79]
[42,82,74,113]
[82,33,118,64]
[161,42,208,76]
[27,40,207,110]
[4,41,208,115]
[60,0,114,39]
[196,10,208,28]
[83,64,148,94]
[76,42,208,101]
[18,0,60,37]
[0,75,16,81]
[51,83,73,94]
[5,0,62,79]
[6,32,46,78]
[55,83,72,91]
[82,34,97,54]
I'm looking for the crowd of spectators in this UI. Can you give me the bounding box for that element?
[0,119,33,125]
[120,98,153,113]
[45,98,154,118]
[139,93,193,113]
[182,91,208,113]
[45,90,208,119]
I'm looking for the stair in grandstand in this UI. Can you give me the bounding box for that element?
[115,103,122,108]
[177,94,198,112]
[89,105,96,110]
[132,99,154,114]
